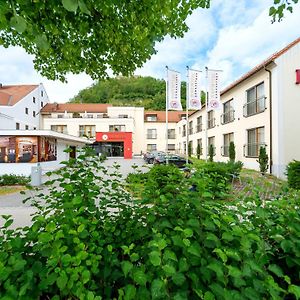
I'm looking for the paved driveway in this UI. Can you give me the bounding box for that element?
[0,157,146,229]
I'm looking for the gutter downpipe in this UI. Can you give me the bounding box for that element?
[264,65,273,175]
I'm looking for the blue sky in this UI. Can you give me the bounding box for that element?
[1,0,300,103]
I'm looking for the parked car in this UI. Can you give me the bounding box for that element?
[154,154,192,168]
[143,151,165,164]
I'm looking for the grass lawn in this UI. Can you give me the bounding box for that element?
[0,186,27,196]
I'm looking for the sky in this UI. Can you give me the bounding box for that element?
[0,0,300,103]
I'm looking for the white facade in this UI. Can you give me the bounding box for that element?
[0,84,49,130]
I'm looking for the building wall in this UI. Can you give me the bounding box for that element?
[272,43,300,177]
[0,84,49,130]
[0,113,15,129]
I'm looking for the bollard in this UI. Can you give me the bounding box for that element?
[31,163,42,186]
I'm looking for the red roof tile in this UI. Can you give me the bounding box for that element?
[41,103,112,113]
[0,85,38,106]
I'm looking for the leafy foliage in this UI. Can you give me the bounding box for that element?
[257,146,269,175]
[0,1,210,81]
[188,142,192,157]
[196,144,202,159]
[229,141,235,163]
[1,149,300,299]
[0,174,30,186]
[269,0,299,22]
[209,144,214,162]
[287,160,300,190]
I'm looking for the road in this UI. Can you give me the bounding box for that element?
[0,157,147,229]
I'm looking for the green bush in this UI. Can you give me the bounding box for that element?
[257,146,269,175]
[196,144,202,159]
[126,172,149,184]
[0,174,30,186]
[229,141,235,163]
[1,149,300,299]
[208,144,214,162]
[287,160,300,190]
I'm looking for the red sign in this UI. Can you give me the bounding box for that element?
[296,69,300,84]
[96,132,132,159]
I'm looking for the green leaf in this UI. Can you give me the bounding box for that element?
[38,232,52,243]
[10,15,27,33]
[268,264,284,278]
[132,269,147,286]
[183,228,193,237]
[204,291,215,300]
[57,272,68,289]
[34,34,50,51]
[72,195,82,205]
[78,0,91,15]
[163,250,178,262]
[172,273,186,286]
[77,224,85,233]
[187,242,201,257]
[87,291,94,300]
[213,248,227,263]
[162,264,176,276]
[62,0,78,12]
[82,270,90,284]
[124,284,136,300]
[289,285,300,299]
[149,251,161,266]
[151,279,165,299]
[121,261,133,277]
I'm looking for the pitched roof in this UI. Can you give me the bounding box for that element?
[0,84,38,106]
[41,103,112,113]
[145,111,190,123]
[221,37,300,95]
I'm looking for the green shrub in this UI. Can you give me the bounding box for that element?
[196,144,202,159]
[287,160,300,190]
[257,146,269,175]
[188,142,192,157]
[143,164,186,203]
[1,148,300,299]
[229,141,235,162]
[0,174,30,186]
[208,144,214,162]
[126,172,148,184]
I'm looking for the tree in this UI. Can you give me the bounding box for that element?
[0,1,210,81]
[208,144,214,162]
[188,142,192,157]
[196,143,202,159]
[269,0,299,22]
[229,141,235,163]
[257,146,269,175]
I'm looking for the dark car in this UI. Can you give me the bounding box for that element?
[143,151,165,164]
[153,154,192,168]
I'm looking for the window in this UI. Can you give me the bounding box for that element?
[25,107,29,114]
[34,127,36,130]
[41,90,44,97]
[245,127,265,157]
[51,125,68,134]
[189,121,193,135]
[183,142,186,154]
[33,97,36,103]
[222,133,234,157]
[79,125,96,138]
[196,116,202,132]
[57,114,64,118]
[16,123,20,130]
[182,125,186,137]
[146,114,157,121]
[25,125,29,130]
[109,125,126,132]
[33,111,36,117]
[147,144,157,151]
[244,82,266,116]
[208,136,216,155]
[168,129,176,139]
[119,114,128,118]
[147,129,157,139]
[207,111,215,129]
[87,114,94,118]
[168,144,175,151]
[73,112,82,118]
[221,99,234,124]
[41,101,44,107]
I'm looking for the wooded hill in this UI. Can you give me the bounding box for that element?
[70,76,205,110]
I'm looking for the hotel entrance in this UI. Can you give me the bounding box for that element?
[93,142,124,157]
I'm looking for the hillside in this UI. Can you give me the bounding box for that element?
[70,76,205,110]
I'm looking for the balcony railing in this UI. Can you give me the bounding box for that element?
[207,118,216,129]
[196,124,203,132]
[243,97,266,117]
[221,110,235,124]
[147,134,157,139]
[243,143,267,157]
[221,145,229,157]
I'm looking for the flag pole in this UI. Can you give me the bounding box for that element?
[165,66,169,165]
[205,66,208,162]
[186,66,189,165]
